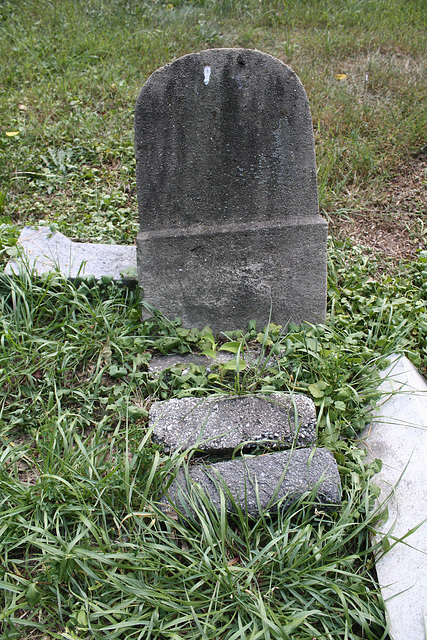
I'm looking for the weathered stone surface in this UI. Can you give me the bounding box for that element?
[5,227,137,282]
[150,394,316,453]
[162,448,341,518]
[135,48,327,332]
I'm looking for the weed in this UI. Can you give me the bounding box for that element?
[0,250,424,635]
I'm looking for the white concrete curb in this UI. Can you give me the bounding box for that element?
[361,355,427,640]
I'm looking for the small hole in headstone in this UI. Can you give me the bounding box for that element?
[237,54,245,66]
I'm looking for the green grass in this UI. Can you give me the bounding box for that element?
[1,0,427,637]
[1,243,427,638]
[1,0,426,243]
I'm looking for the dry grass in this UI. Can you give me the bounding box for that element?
[330,153,427,262]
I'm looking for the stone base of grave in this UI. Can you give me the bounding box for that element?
[137,217,327,332]
[161,449,341,519]
[150,394,316,453]
[148,348,286,374]
[150,392,341,519]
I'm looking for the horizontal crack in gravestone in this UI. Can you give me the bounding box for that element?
[150,394,316,453]
[161,448,342,519]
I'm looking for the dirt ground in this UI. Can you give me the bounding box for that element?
[329,154,427,263]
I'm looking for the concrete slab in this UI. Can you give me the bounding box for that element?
[361,355,427,640]
[150,393,316,453]
[162,448,341,519]
[5,227,137,282]
[149,352,233,374]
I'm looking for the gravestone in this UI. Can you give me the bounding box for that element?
[135,48,327,332]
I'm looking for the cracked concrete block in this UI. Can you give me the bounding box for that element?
[150,394,316,453]
[162,448,341,518]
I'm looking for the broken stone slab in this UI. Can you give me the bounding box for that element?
[148,352,232,374]
[161,448,341,519]
[150,394,316,453]
[5,227,137,283]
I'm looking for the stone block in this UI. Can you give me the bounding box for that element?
[162,448,341,518]
[5,227,137,282]
[135,48,327,332]
[150,394,316,453]
[148,352,232,374]
[138,221,327,332]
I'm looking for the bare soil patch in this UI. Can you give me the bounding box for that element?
[330,154,427,262]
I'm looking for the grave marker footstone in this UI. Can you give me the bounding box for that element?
[135,48,327,332]
[150,394,316,453]
[162,449,342,519]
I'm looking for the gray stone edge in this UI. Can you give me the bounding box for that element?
[160,448,342,520]
[5,227,137,282]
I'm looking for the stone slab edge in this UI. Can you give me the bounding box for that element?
[148,350,283,374]
[150,394,316,453]
[361,354,427,640]
[161,448,341,519]
[5,227,137,282]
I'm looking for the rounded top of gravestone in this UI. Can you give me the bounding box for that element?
[135,48,319,231]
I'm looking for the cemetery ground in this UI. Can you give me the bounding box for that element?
[0,0,426,638]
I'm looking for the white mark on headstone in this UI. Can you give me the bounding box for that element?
[204,65,211,85]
